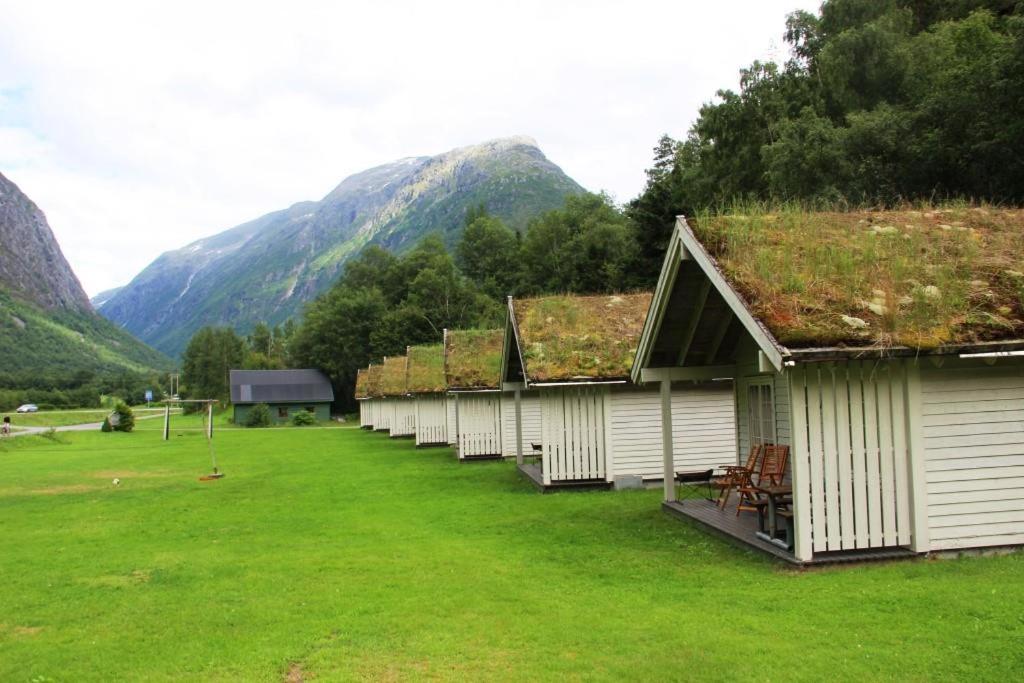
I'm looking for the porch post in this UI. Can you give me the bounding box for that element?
[514,387,524,466]
[903,359,931,553]
[787,365,814,562]
[660,379,676,502]
[453,393,461,459]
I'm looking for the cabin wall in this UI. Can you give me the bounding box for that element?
[609,384,736,480]
[414,394,448,446]
[920,357,1024,551]
[358,400,371,428]
[390,397,416,437]
[540,385,609,483]
[375,398,392,432]
[456,393,503,458]
[446,397,457,445]
[501,391,542,458]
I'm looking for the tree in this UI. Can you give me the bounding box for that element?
[181,327,245,403]
[456,214,522,299]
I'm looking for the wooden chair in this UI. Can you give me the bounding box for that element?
[736,444,790,515]
[713,444,761,508]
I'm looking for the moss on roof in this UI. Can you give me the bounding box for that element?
[691,206,1024,349]
[380,355,408,396]
[407,344,446,394]
[366,364,383,398]
[513,292,653,382]
[445,329,503,389]
[354,368,369,400]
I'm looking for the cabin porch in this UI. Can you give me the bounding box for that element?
[516,461,613,492]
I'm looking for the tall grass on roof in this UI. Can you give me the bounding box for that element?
[514,293,653,382]
[366,364,384,398]
[407,344,446,393]
[692,204,1024,349]
[380,355,408,396]
[445,329,503,389]
[354,368,370,399]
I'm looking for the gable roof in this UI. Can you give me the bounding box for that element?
[509,293,652,383]
[634,208,1024,377]
[380,355,408,397]
[229,369,334,404]
[445,328,503,390]
[366,363,384,398]
[407,344,446,394]
[354,368,370,400]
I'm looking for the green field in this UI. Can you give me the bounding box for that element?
[0,423,1021,681]
[2,407,172,430]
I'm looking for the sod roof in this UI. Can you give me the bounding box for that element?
[354,368,369,400]
[690,207,1024,350]
[366,363,383,398]
[512,292,653,382]
[380,355,408,396]
[407,344,446,394]
[445,329,504,390]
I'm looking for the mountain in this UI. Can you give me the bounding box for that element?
[0,172,172,380]
[90,286,122,308]
[100,136,584,357]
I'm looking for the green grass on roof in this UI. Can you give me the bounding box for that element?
[366,364,384,398]
[445,329,503,389]
[407,344,446,394]
[514,293,653,382]
[692,206,1024,349]
[354,368,370,399]
[380,356,408,396]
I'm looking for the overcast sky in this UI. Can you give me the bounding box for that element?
[0,0,817,296]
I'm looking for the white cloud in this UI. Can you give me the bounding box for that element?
[0,0,817,295]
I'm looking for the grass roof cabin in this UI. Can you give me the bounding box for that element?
[365,363,387,432]
[633,208,1024,565]
[355,368,372,429]
[380,355,415,438]
[230,369,334,425]
[502,293,735,490]
[444,328,505,459]
[406,344,448,447]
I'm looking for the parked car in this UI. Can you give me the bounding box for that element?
[16,404,38,413]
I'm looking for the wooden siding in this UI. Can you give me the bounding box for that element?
[540,386,609,484]
[789,360,913,554]
[359,400,370,428]
[456,393,503,458]
[375,398,393,432]
[446,398,457,445]
[609,385,736,479]
[415,394,448,446]
[921,359,1024,551]
[502,391,542,458]
[390,397,416,437]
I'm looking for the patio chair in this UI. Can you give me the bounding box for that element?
[713,444,761,508]
[736,445,790,516]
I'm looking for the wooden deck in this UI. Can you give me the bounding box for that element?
[517,462,614,492]
[664,499,919,566]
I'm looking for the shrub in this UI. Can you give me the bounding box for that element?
[245,403,272,428]
[111,401,135,432]
[292,410,316,426]
[100,417,113,432]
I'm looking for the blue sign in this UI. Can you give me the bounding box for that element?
[145,390,153,402]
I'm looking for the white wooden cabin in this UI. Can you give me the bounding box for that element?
[633,214,1024,564]
[355,368,372,429]
[444,328,506,460]
[381,355,415,438]
[502,293,736,490]
[365,364,387,431]
[406,344,449,447]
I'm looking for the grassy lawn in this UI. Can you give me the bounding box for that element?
[2,407,171,430]
[0,424,1021,681]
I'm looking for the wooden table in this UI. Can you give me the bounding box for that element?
[754,484,792,549]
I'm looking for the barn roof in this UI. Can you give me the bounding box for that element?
[380,355,408,397]
[354,368,370,400]
[229,369,334,404]
[445,329,503,390]
[510,292,653,383]
[689,207,1024,350]
[366,364,384,398]
[407,344,446,394]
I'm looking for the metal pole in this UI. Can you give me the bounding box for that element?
[162,403,170,441]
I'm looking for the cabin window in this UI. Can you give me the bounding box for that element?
[304,406,315,413]
[747,379,775,447]
[278,407,289,418]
